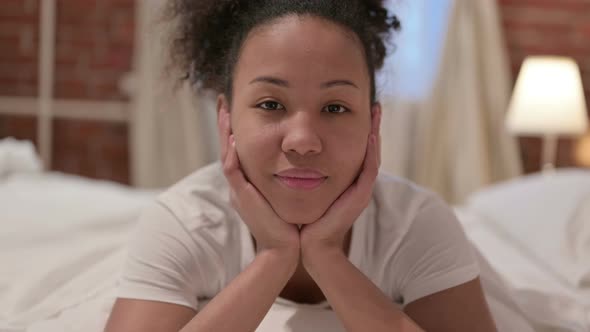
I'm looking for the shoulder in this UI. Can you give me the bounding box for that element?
[374,171,435,205]
[122,162,241,298]
[372,170,470,248]
[154,161,238,235]
[158,161,230,220]
[372,171,443,234]
[368,172,479,305]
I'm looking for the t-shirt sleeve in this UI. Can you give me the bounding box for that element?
[117,201,221,311]
[392,194,480,307]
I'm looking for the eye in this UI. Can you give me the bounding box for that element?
[256,100,285,111]
[323,104,349,114]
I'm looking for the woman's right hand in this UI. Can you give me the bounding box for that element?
[218,110,300,256]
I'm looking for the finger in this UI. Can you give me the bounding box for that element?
[356,134,379,194]
[223,135,273,207]
[371,104,381,135]
[371,108,377,136]
[377,133,381,168]
[328,133,378,214]
[370,105,382,166]
[375,108,381,166]
[219,111,231,162]
[223,134,249,197]
[217,110,226,160]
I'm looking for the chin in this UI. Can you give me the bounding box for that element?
[282,217,317,225]
[275,207,325,225]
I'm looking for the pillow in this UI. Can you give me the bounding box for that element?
[0,137,43,177]
[465,169,590,288]
[567,192,590,287]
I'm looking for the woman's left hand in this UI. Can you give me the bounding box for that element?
[300,106,381,260]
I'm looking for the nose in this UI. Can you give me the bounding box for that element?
[281,112,322,156]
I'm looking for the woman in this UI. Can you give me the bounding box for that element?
[105,1,506,331]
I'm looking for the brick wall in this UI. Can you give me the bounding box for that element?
[498,0,590,173]
[54,0,134,100]
[0,0,39,97]
[2,1,589,184]
[0,0,133,184]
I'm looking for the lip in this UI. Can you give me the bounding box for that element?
[276,168,326,178]
[275,168,327,190]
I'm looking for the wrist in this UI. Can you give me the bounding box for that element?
[301,244,344,272]
[256,246,300,273]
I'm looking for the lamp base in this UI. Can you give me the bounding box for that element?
[541,135,558,176]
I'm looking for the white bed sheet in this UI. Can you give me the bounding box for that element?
[457,207,590,331]
[464,169,590,288]
[454,168,590,332]
[0,172,157,331]
[4,225,579,332]
[2,170,589,331]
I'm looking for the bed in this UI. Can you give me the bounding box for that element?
[0,138,158,332]
[1,139,589,331]
[455,170,590,331]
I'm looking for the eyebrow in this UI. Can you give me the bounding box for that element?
[249,76,359,89]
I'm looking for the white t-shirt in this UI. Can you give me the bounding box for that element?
[118,161,483,310]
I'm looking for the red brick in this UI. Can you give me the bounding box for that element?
[0,83,38,96]
[0,115,38,146]
[53,0,134,101]
[0,0,39,20]
[52,118,129,184]
[499,0,590,12]
[88,48,133,71]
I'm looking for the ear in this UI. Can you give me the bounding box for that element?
[370,102,382,134]
[370,102,381,115]
[216,93,231,134]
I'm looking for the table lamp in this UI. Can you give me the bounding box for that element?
[506,56,589,173]
[576,132,590,167]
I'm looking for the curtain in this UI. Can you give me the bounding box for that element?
[380,0,522,203]
[129,0,218,188]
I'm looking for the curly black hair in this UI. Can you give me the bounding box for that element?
[165,0,400,103]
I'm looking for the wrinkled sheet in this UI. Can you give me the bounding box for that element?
[457,208,590,332]
[2,171,589,331]
[464,169,590,288]
[0,172,157,331]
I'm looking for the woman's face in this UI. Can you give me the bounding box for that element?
[219,15,375,224]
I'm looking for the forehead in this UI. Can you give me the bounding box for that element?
[233,15,370,89]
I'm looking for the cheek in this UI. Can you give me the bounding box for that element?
[329,119,369,161]
[330,132,367,173]
[233,120,280,171]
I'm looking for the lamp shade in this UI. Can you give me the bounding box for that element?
[506,56,588,135]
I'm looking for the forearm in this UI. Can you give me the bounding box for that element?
[181,248,298,332]
[303,248,423,332]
